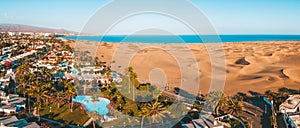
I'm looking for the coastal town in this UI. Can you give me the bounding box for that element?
[0,31,299,128]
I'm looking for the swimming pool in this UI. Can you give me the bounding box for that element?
[73,96,110,115]
[70,67,79,74]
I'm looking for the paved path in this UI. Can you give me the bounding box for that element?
[83,117,93,127]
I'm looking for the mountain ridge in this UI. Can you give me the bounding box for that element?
[0,24,77,35]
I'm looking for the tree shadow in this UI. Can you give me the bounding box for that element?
[174,87,197,101]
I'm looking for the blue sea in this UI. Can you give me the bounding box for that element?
[62,35,300,43]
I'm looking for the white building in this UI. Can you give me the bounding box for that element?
[7,32,15,36]
[280,95,300,114]
[283,113,300,128]
[182,115,224,128]
[0,116,39,128]
[0,91,26,114]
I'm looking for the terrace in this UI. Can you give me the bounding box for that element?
[280,95,300,114]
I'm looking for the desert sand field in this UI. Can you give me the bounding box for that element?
[73,41,300,96]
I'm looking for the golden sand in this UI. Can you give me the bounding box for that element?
[74,41,300,96]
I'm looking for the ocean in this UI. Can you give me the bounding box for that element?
[62,35,300,43]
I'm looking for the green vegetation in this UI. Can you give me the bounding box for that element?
[39,103,90,125]
[14,59,90,126]
[1,34,96,127]
[263,87,300,128]
[97,67,178,127]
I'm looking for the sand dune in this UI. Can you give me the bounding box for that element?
[74,41,300,96]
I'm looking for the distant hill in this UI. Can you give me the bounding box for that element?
[0,24,77,35]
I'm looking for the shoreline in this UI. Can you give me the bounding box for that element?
[62,34,300,44]
[71,40,300,96]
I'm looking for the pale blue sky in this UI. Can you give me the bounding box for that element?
[1,0,300,34]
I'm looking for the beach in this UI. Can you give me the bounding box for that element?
[73,41,300,96]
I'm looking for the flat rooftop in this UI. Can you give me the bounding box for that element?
[289,114,300,127]
[280,95,300,110]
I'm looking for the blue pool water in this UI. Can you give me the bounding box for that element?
[112,72,118,79]
[62,35,300,43]
[70,67,78,74]
[1,57,8,61]
[73,96,110,115]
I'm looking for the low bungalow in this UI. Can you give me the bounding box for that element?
[283,113,300,128]
[280,95,300,114]
[0,91,26,114]
[182,115,224,128]
[0,116,39,128]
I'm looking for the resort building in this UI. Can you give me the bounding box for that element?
[0,91,26,114]
[44,51,73,62]
[182,115,224,128]
[280,95,300,114]
[283,113,300,128]
[0,116,39,128]
[0,76,10,90]
[280,95,300,128]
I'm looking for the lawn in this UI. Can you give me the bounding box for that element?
[39,103,90,126]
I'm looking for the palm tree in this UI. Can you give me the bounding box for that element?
[265,90,275,102]
[226,98,244,116]
[94,57,99,66]
[54,91,65,108]
[34,100,42,121]
[128,68,139,101]
[125,67,133,93]
[42,82,54,106]
[278,87,290,98]
[40,67,54,81]
[192,101,204,112]
[15,61,31,96]
[106,69,112,80]
[26,86,34,112]
[138,107,150,128]
[145,99,167,123]
[30,80,45,121]
[64,80,76,112]
[205,91,227,115]
[91,93,100,111]
[90,111,100,128]
[91,94,100,128]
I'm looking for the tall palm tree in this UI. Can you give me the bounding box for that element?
[34,100,42,121]
[15,61,30,96]
[42,82,54,106]
[278,87,290,98]
[90,111,100,128]
[91,93,100,112]
[145,99,167,123]
[138,107,150,128]
[125,67,133,93]
[265,90,275,102]
[192,101,204,112]
[54,91,65,108]
[64,80,77,112]
[226,98,244,116]
[90,93,101,128]
[30,80,45,121]
[205,91,227,115]
[26,86,34,112]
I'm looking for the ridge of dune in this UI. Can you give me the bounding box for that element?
[283,69,300,82]
[73,41,300,95]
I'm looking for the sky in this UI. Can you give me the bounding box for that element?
[0,0,300,34]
